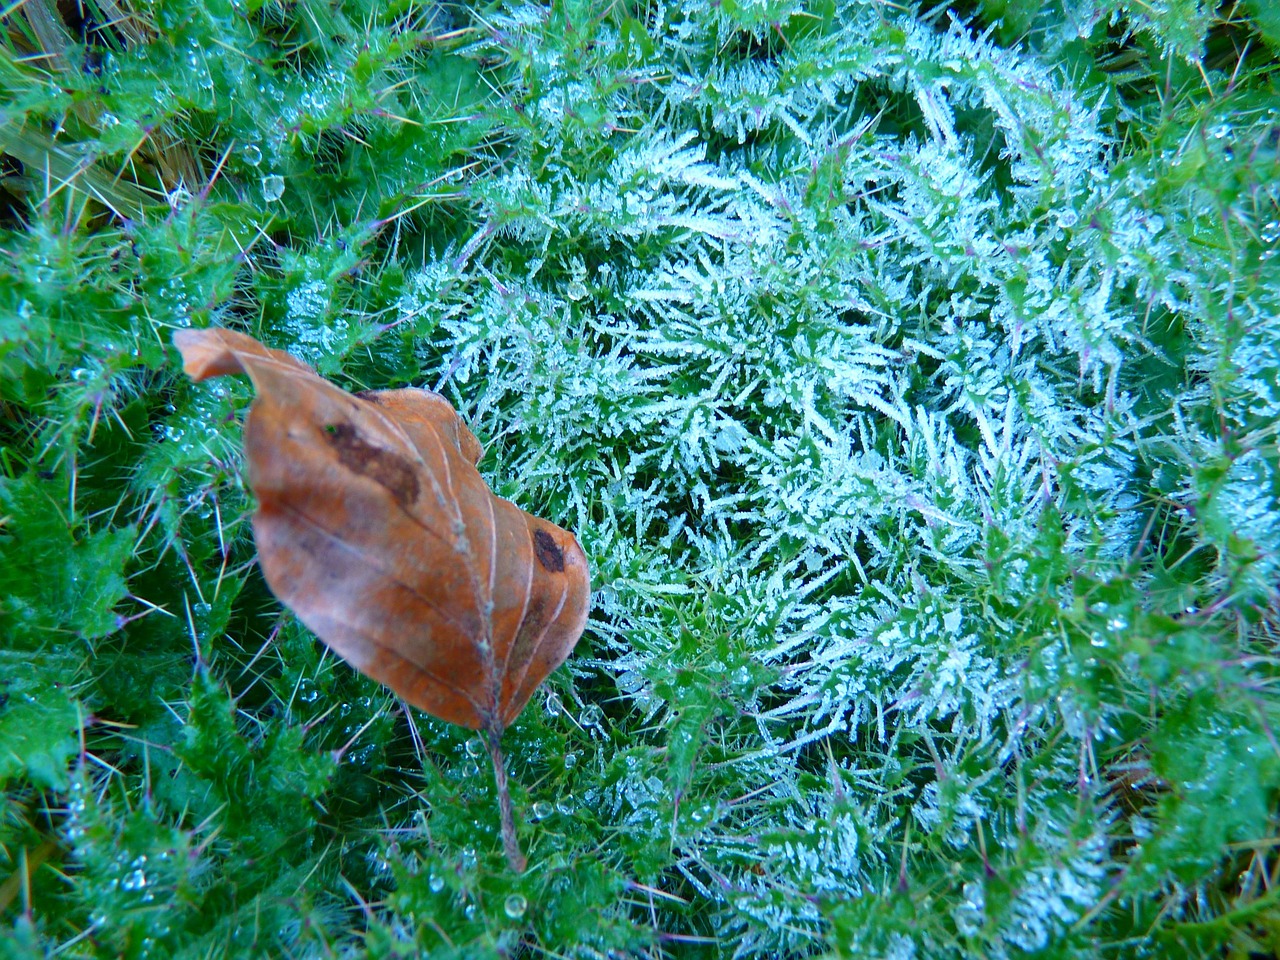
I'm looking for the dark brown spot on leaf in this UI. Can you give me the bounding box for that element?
[533,529,564,573]
[323,422,419,508]
[506,593,549,677]
[355,390,382,404]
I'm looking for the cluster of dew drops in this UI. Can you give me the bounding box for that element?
[63,779,173,937]
[233,140,285,203]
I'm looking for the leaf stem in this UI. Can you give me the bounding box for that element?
[485,725,526,872]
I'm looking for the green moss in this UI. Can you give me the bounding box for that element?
[2,0,1279,955]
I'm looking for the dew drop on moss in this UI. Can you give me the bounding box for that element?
[616,671,644,693]
[261,175,285,202]
[504,894,527,919]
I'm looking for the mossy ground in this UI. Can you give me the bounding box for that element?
[1,0,1279,957]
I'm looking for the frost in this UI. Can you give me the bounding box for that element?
[282,279,346,365]
[421,3,1213,947]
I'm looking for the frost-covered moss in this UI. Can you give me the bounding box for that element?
[1,0,1278,956]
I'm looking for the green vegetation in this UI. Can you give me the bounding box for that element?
[1,0,1278,955]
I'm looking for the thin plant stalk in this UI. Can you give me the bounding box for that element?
[485,725,526,872]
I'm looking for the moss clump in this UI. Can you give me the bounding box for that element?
[2,0,1278,956]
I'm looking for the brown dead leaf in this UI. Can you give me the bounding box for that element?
[173,327,591,869]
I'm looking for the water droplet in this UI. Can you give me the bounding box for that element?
[1262,220,1280,244]
[464,737,484,758]
[616,671,644,694]
[122,868,148,891]
[261,174,285,202]
[504,893,527,919]
[556,797,574,815]
[428,873,444,893]
[566,279,587,301]
[544,692,562,716]
[242,143,262,166]
[579,703,603,727]
[563,752,578,769]
[461,761,479,778]
[531,801,553,820]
